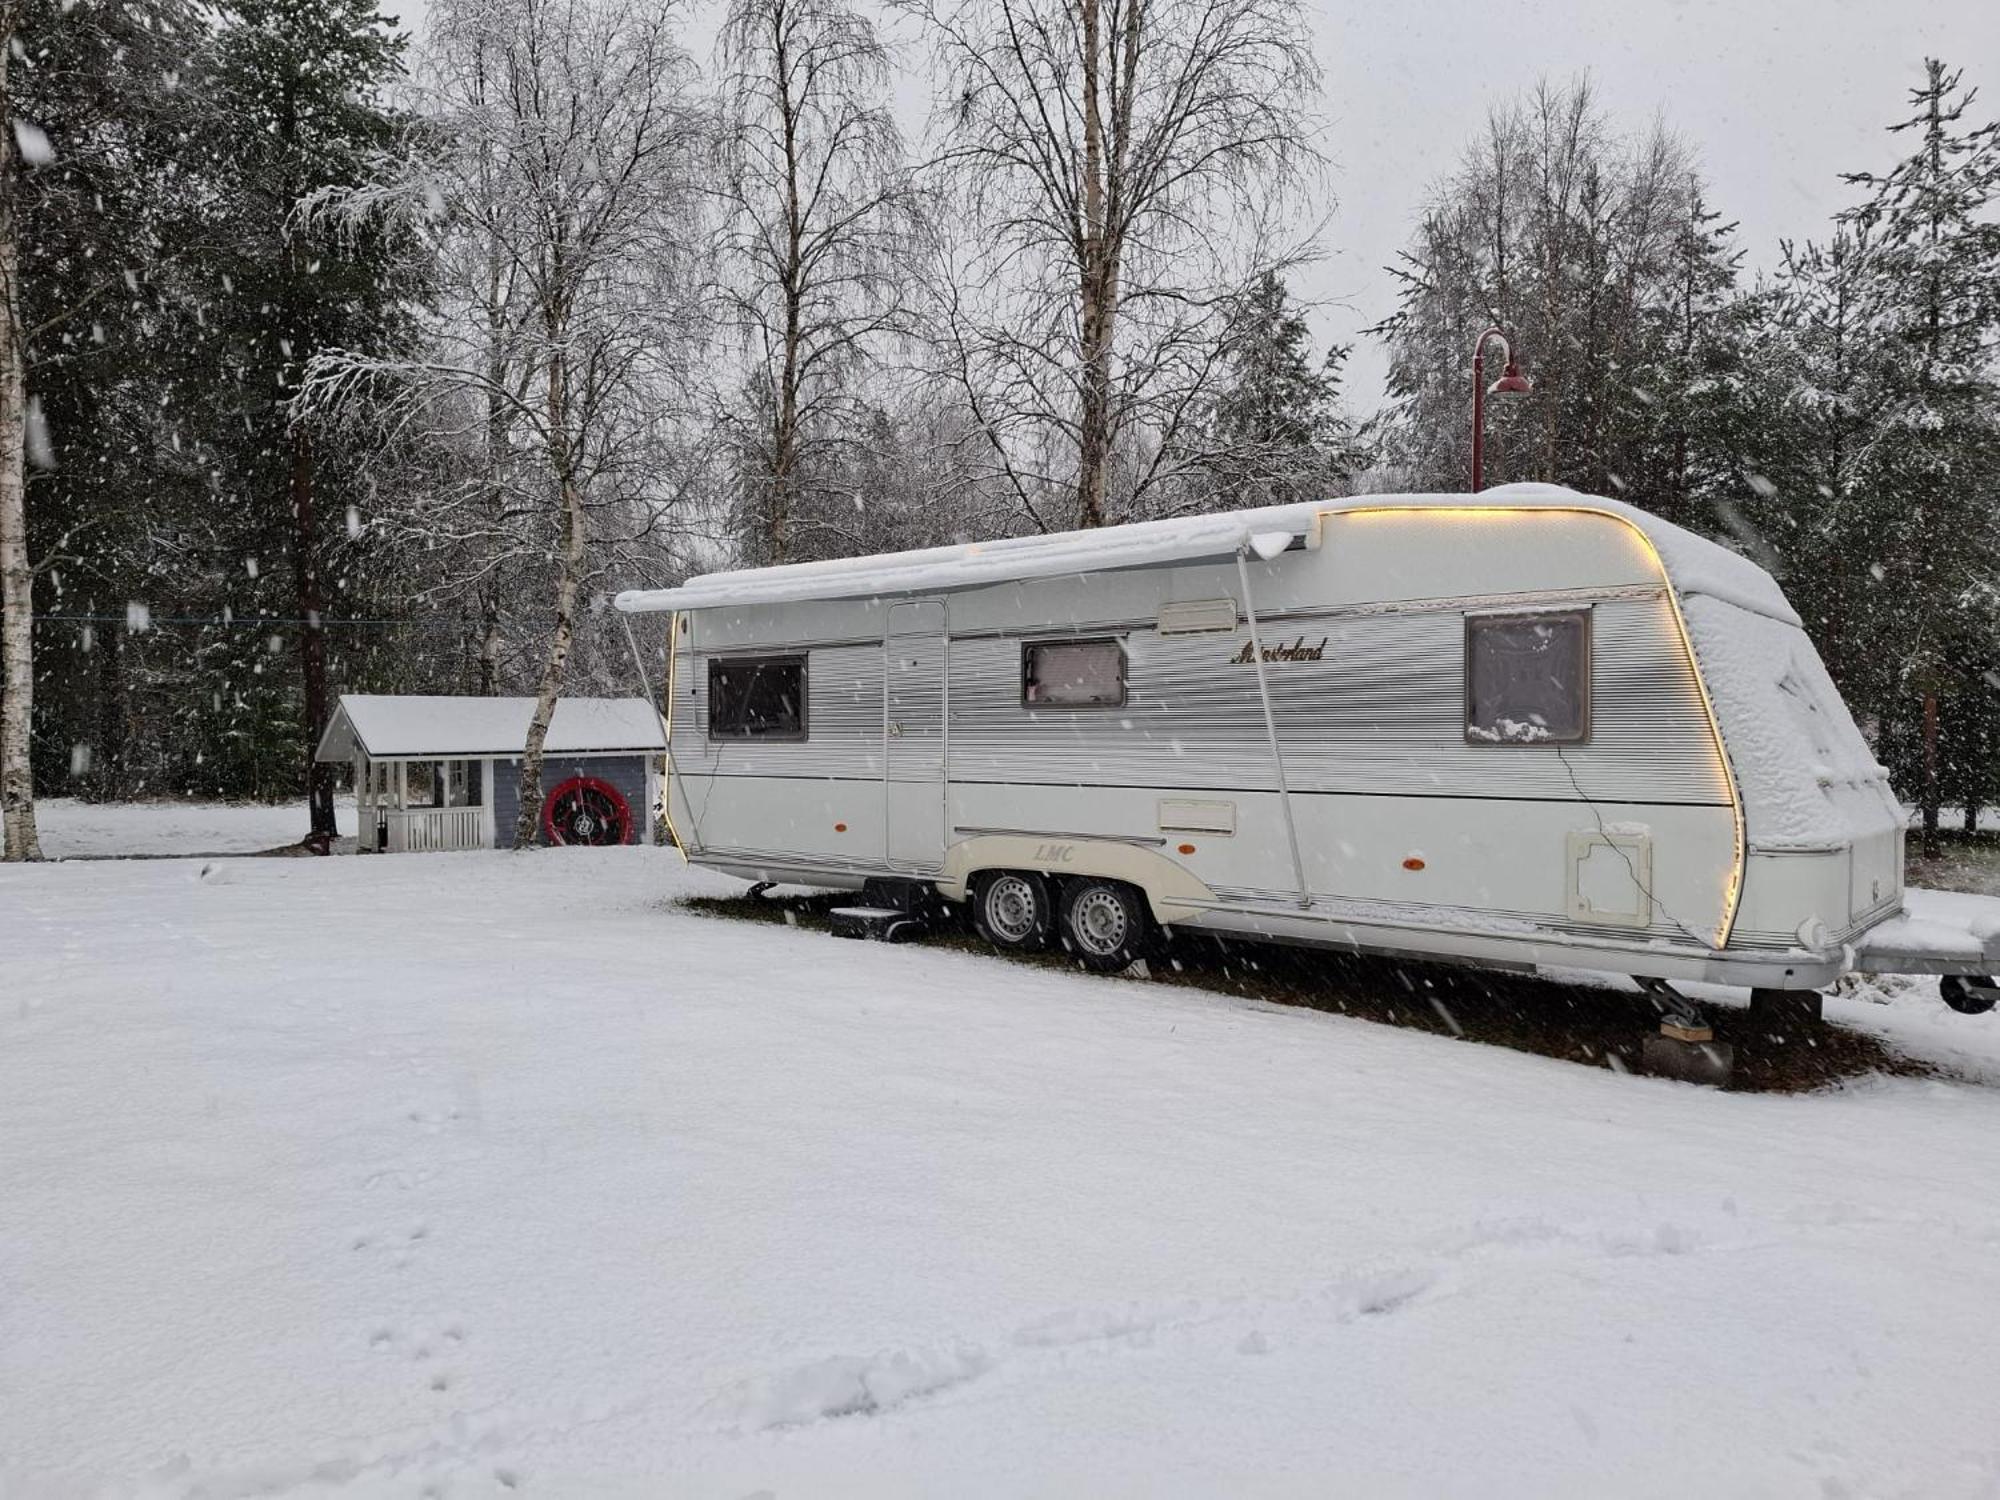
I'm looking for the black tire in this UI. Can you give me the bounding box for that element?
[1941,975,1998,1015]
[543,775,632,846]
[971,870,1054,951]
[1057,878,1152,973]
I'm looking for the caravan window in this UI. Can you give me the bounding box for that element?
[709,655,807,739]
[1465,611,1589,744]
[1023,639,1125,707]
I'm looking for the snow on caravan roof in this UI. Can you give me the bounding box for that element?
[613,483,1799,625]
[314,695,666,762]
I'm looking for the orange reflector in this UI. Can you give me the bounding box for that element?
[1177,843,1197,855]
[1402,857,1425,871]
[834,823,847,833]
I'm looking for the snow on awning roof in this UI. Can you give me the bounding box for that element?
[612,484,1798,624]
[614,507,1306,613]
[314,695,666,763]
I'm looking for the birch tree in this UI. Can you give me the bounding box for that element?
[713,0,920,565]
[0,0,34,858]
[305,0,704,846]
[899,0,1321,531]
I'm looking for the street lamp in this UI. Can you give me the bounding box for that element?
[1470,326,1531,493]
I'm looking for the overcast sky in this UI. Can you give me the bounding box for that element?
[389,0,2000,413]
[1302,0,2000,409]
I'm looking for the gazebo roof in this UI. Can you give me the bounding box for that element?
[314,695,666,762]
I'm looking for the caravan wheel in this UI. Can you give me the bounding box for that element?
[972,871,1053,951]
[1058,879,1152,973]
[1941,975,1998,1015]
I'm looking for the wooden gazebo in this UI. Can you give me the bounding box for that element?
[314,695,666,852]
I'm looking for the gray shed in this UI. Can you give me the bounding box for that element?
[314,695,666,852]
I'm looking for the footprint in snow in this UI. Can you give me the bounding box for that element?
[1337,1267,1437,1318]
[738,1346,990,1429]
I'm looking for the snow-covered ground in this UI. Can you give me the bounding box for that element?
[3,797,355,859]
[5,831,2000,1497]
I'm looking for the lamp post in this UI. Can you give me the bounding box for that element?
[1470,326,1532,492]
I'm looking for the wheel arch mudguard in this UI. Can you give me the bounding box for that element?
[936,834,1217,924]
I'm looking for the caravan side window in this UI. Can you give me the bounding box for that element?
[709,655,807,740]
[1023,639,1125,708]
[1465,611,1589,745]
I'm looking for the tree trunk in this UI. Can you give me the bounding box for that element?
[1073,0,1113,529]
[513,328,585,848]
[480,238,509,697]
[1921,688,1940,860]
[290,423,336,844]
[768,3,803,563]
[478,588,502,696]
[0,13,42,862]
[96,616,125,800]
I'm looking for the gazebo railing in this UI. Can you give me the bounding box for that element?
[382,806,485,853]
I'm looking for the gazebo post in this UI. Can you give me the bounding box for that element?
[353,753,367,850]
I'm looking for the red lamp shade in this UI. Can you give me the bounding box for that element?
[1488,361,1533,397]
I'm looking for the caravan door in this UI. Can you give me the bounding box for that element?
[885,601,947,869]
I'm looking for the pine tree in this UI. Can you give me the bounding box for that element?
[17,0,212,806]
[200,0,412,843]
[1840,59,2000,854]
[1754,229,1884,703]
[1194,271,1363,511]
[1628,189,1761,535]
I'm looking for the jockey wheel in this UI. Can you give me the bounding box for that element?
[543,775,633,847]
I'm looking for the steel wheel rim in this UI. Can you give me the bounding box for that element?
[1071,888,1128,955]
[549,784,627,846]
[985,876,1038,942]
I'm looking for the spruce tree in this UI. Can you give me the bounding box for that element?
[1628,190,1762,537]
[1756,230,1885,701]
[1840,59,2000,853]
[1204,270,1363,509]
[17,0,210,804]
[201,0,411,842]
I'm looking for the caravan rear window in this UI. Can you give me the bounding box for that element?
[1465,611,1589,744]
[1023,639,1125,707]
[708,655,807,739]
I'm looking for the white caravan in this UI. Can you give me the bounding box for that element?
[614,484,1998,1010]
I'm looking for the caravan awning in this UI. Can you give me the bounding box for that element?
[612,505,1325,614]
[611,485,1798,623]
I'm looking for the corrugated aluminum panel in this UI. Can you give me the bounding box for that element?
[673,593,1727,809]
[674,640,884,781]
[944,594,1727,806]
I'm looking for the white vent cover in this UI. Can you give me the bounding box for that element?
[1159,798,1236,834]
[1156,598,1239,635]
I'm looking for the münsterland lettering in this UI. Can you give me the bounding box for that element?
[1229,636,1328,665]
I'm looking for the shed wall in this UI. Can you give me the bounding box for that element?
[493,755,653,849]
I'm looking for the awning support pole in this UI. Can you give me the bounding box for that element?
[620,608,699,856]
[1236,546,1311,909]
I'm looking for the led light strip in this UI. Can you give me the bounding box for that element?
[1335,504,1746,950]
